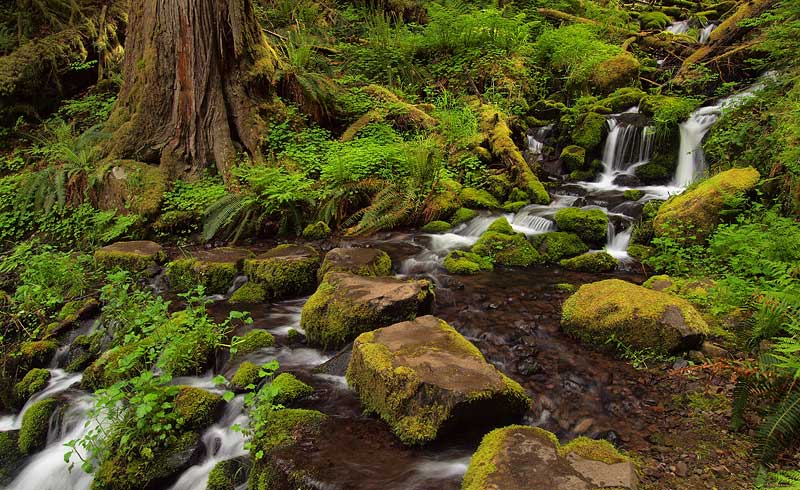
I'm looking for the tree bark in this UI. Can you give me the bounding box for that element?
[105,0,279,180]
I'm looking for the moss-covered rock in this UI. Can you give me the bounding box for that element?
[444,251,494,275]
[640,11,672,29]
[462,426,637,490]
[230,361,261,392]
[591,53,640,95]
[301,272,434,350]
[599,87,647,113]
[635,161,671,183]
[271,373,314,406]
[561,279,710,354]
[553,208,608,248]
[0,430,23,485]
[627,244,654,260]
[654,167,760,243]
[95,160,168,217]
[174,387,223,430]
[18,398,58,454]
[206,458,248,490]
[18,340,57,369]
[532,232,589,262]
[166,248,252,294]
[302,221,331,240]
[471,218,542,267]
[243,244,320,301]
[421,220,452,233]
[560,145,586,172]
[234,329,275,356]
[14,368,50,405]
[227,282,267,304]
[346,316,529,445]
[502,201,528,213]
[82,342,142,391]
[318,247,392,280]
[559,252,618,272]
[451,207,478,225]
[424,179,463,222]
[94,240,165,274]
[572,112,607,151]
[459,187,501,210]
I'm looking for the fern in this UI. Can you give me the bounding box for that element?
[202,193,259,243]
[767,470,800,489]
[757,389,800,464]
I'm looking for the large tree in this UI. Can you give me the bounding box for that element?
[105,0,280,179]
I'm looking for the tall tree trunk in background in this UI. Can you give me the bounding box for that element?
[105,0,279,180]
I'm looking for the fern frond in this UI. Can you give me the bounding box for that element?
[203,193,254,243]
[757,388,800,464]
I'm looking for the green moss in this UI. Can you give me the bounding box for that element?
[206,459,243,490]
[444,251,494,275]
[166,258,238,294]
[19,340,57,369]
[93,241,165,274]
[459,187,500,209]
[572,112,607,151]
[627,244,654,260]
[14,368,50,404]
[234,329,275,356]
[502,201,528,213]
[590,53,640,95]
[599,87,647,113]
[175,387,222,430]
[560,145,586,171]
[555,283,577,293]
[635,162,670,183]
[425,179,463,222]
[559,252,618,272]
[0,431,22,484]
[485,174,513,201]
[560,436,629,464]
[271,373,314,406]
[533,232,589,262]
[230,361,261,391]
[486,217,514,234]
[631,199,663,245]
[508,187,529,203]
[302,221,331,240]
[553,207,608,247]
[18,398,58,455]
[250,408,326,455]
[243,245,320,300]
[228,282,267,304]
[623,189,645,201]
[640,95,700,135]
[421,221,452,233]
[82,342,142,391]
[318,248,392,278]
[640,11,672,29]
[160,330,215,376]
[451,207,478,225]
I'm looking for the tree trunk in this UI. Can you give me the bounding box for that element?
[105,0,279,180]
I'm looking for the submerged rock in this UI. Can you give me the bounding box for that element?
[346,316,530,445]
[166,247,252,294]
[94,240,165,274]
[462,426,638,490]
[301,272,434,350]
[318,247,392,280]
[243,244,320,301]
[561,279,709,354]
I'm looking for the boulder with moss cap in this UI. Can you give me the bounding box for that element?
[318,247,392,280]
[18,398,59,454]
[462,425,638,490]
[559,252,618,272]
[243,244,320,300]
[0,430,22,485]
[561,279,709,354]
[654,167,760,243]
[302,221,331,240]
[94,240,165,273]
[554,208,608,248]
[532,232,589,262]
[460,187,501,209]
[451,207,478,225]
[14,368,50,406]
[444,250,494,275]
[346,315,530,445]
[301,272,434,350]
[471,218,542,267]
[271,373,314,406]
[166,247,252,294]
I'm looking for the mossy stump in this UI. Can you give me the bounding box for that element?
[346,316,530,445]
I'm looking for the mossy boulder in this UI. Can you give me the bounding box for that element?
[243,244,320,301]
[502,201,528,213]
[166,248,252,294]
[271,373,314,406]
[94,240,165,274]
[346,316,530,445]
[471,218,542,267]
[18,340,57,369]
[635,161,671,184]
[640,11,672,29]
[459,187,501,210]
[561,279,710,354]
[301,272,434,350]
[591,53,640,95]
[627,244,654,260]
[553,208,608,248]
[230,361,261,392]
[318,247,392,280]
[234,329,275,356]
[560,145,586,172]
[532,232,589,262]
[654,167,760,243]
[82,342,142,391]
[207,458,248,490]
[18,398,58,455]
[451,207,478,225]
[14,368,50,405]
[421,220,452,233]
[599,87,647,112]
[424,179,463,222]
[95,160,168,217]
[302,221,331,240]
[227,282,267,304]
[174,387,223,430]
[0,430,23,485]
[462,426,638,490]
[444,251,494,275]
[572,112,607,151]
[559,252,618,272]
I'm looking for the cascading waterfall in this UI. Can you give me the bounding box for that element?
[526,124,553,160]
[596,108,655,187]
[666,20,690,34]
[699,23,716,43]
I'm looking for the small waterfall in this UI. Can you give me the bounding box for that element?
[699,23,716,43]
[596,108,655,187]
[606,226,633,261]
[226,275,249,296]
[666,20,689,34]
[511,207,557,235]
[526,124,553,160]
[0,369,82,431]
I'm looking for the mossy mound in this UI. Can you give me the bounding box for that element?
[599,87,647,113]
[627,244,654,260]
[230,361,261,392]
[471,218,542,267]
[640,11,672,29]
[166,248,252,294]
[560,145,586,171]
[459,187,501,210]
[590,53,640,95]
[462,426,637,490]
[559,252,618,272]
[346,316,530,445]
[553,208,608,248]
[301,272,434,350]
[421,220,452,233]
[271,373,314,406]
[561,279,710,354]
[95,160,168,217]
[18,398,58,455]
[14,368,50,405]
[94,240,165,274]
[654,167,760,243]
[82,342,142,391]
[451,207,478,225]
[18,340,58,369]
[234,329,275,356]
[318,247,392,280]
[175,387,223,430]
[227,282,267,304]
[243,244,320,301]
[572,112,607,151]
[424,179,463,222]
[444,251,494,275]
[532,232,589,262]
[207,458,248,490]
[302,221,332,240]
[502,201,528,213]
